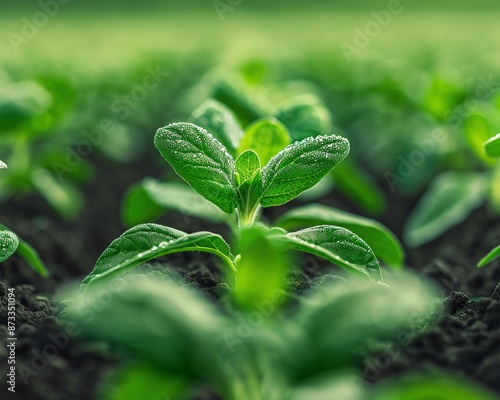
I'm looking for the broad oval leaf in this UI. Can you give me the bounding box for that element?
[70,278,229,377]
[404,172,487,248]
[484,133,500,158]
[276,204,403,269]
[275,225,382,282]
[0,230,19,263]
[154,122,237,214]
[274,94,332,141]
[235,150,261,184]
[80,223,235,295]
[190,99,243,155]
[122,178,229,227]
[237,118,290,166]
[292,274,438,380]
[478,244,500,268]
[260,134,350,207]
[0,223,48,276]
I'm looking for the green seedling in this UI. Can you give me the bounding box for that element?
[0,77,87,219]
[124,93,385,225]
[66,270,494,400]
[82,115,404,296]
[0,162,49,276]
[122,100,402,261]
[404,132,500,248]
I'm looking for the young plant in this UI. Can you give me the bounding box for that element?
[81,114,404,296]
[122,100,402,261]
[123,95,386,231]
[0,77,86,219]
[66,268,495,400]
[404,132,500,248]
[0,162,49,276]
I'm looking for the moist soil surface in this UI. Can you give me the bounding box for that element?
[1,154,500,399]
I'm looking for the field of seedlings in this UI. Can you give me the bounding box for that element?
[1,1,500,399]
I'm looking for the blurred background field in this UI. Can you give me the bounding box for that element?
[3,2,500,399]
[2,1,500,67]
[2,0,500,240]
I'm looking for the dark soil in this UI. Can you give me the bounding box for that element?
[360,285,500,394]
[2,152,500,399]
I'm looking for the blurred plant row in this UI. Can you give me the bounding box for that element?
[2,52,500,245]
[2,48,500,399]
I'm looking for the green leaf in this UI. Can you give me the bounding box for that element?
[463,104,500,164]
[331,158,386,214]
[121,180,166,227]
[235,149,261,183]
[465,113,494,163]
[292,273,437,379]
[69,278,228,377]
[16,240,49,277]
[276,204,403,269]
[212,75,267,126]
[237,118,290,166]
[0,80,52,130]
[367,374,496,400]
[274,225,382,282]
[122,178,229,227]
[31,168,83,219]
[404,172,487,247]
[80,223,235,295]
[240,60,268,85]
[0,223,48,276]
[98,122,141,163]
[274,94,332,141]
[154,122,237,214]
[0,230,19,263]
[478,244,500,268]
[260,135,350,207]
[105,363,186,400]
[190,99,243,155]
[484,133,500,158]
